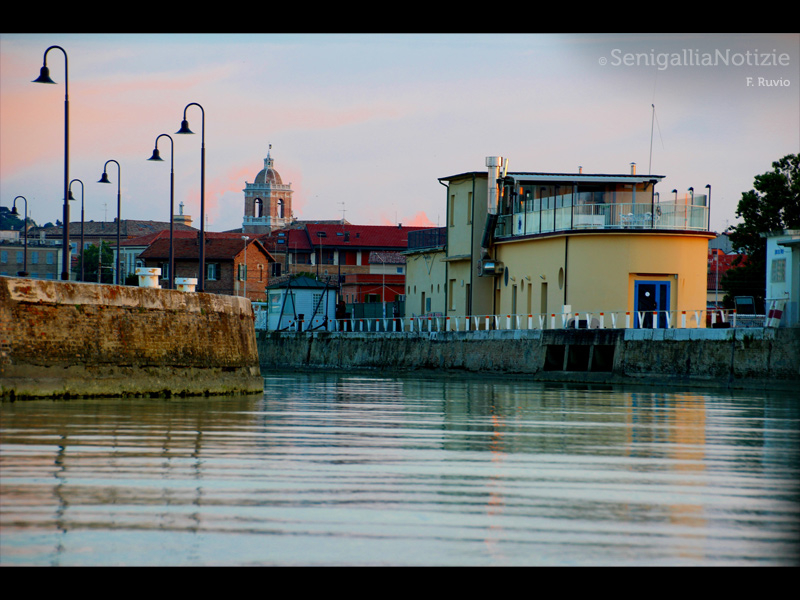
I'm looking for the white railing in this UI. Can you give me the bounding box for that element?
[257,308,767,333]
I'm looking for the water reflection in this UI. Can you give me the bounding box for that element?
[1,375,797,566]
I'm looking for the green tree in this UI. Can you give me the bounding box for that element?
[722,154,800,311]
[75,241,114,283]
[0,206,36,231]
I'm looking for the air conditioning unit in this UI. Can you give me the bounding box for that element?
[478,259,504,277]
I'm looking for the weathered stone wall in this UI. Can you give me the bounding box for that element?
[1,277,262,399]
[257,326,800,390]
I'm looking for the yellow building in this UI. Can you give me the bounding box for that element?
[403,227,447,317]
[428,157,714,329]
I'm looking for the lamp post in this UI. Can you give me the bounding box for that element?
[10,196,29,277]
[33,45,70,280]
[176,103,206,292]
[68,179,85,281]
[705,184,711,231]
[148,134,175,289]
[98,160,122,285]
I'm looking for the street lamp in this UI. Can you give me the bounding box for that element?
[705,184,711,231]
[176,103,206,292]
[10,196,29,277]
[68,179,85,281]
[98,160,122,285]
[148,134,175,289]
[32,45,70,280]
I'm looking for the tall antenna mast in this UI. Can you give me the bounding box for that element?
[649,104,655,174]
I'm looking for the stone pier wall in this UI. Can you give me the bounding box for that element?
[1,277,263,399]
[257,326,800,390]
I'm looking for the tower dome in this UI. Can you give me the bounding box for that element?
[254,153,282,185]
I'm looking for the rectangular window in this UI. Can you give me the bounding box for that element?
[207,263,219,281]
[31,252,39,264]
[771,258,786,283]
[47,252,54,265]
[238,263,247,281]
[0,251,6,263]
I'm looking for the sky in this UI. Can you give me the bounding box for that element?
[1,33,798,235]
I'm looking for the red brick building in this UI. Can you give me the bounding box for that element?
[139,232,276,302]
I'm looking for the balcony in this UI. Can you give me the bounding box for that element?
[407,227,447,251]
[497,197,709,239]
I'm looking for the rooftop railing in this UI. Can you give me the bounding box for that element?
[498,199,709,238]
[407,227,447,250]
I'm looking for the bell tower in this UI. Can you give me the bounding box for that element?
[243,145,293,233]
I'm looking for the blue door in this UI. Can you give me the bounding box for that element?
[634,280,670,328]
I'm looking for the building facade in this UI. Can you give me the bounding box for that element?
[0,237,63,280]
[415,156,714,329]
[765,230,799,327]
[403,227,447,317]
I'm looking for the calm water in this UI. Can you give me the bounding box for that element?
[1,373,798,566]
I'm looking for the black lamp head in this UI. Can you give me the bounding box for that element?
[32,65,56,84]
[148,148,163,161]
[176,119,194,135]
[10,205,19,216]
[98,172,111,184]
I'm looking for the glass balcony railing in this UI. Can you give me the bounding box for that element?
[497,200,709,238]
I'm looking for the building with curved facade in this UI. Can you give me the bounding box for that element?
[410,156,714,328]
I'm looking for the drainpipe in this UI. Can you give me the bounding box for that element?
[564,237,569,307]
[481,156,503,260]
[438,177,450,317]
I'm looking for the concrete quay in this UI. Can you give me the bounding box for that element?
[257,326,800,391]
[1,276,263,399]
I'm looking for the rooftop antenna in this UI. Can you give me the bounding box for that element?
[649,104,655,174]
[648,104,665,174]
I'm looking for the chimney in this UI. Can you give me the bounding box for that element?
[486,156,503,215]
[630,162,636,175]
[578,166,583,174]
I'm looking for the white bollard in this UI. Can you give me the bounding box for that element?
[175,277,197,293]
[136,267,161,289]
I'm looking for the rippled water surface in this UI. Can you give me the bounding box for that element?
[1,373,798,566]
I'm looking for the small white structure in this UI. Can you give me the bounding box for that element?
[765,230,800,327]
[136,267,161,289]
[175,277,198,293]
[266,276,337,331]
